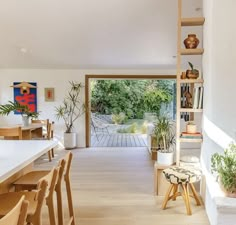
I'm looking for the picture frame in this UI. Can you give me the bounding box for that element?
[44,88,55,102]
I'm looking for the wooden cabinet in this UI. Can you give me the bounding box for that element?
[176,0,205,165]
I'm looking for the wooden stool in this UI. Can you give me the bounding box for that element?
[161,166,202,215]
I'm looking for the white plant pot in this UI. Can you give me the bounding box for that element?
[157,151,174,166]
[64,132,77,150]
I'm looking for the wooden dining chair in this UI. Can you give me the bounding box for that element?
[13,152,74,225]
[0,196,28,225]
[0,127,22,140]
[31,119,49,137]
[0,178,48,225]
[31,120,54,161]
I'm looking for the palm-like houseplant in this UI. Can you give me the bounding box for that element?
[0,101,39,126]
[152,115,175,165]
[55,81,85,149]
[211,143,236,197]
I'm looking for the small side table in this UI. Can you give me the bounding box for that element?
[154,162,171,196]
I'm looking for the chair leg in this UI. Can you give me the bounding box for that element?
[189,183,201,206]
[162,184,174,209]
[65,176,75,225]
[181,183,192,215]
[48,151,52,162]
[51,148,55,158]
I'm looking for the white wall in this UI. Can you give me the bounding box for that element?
[0,69,175,147]
[202,0,236,224]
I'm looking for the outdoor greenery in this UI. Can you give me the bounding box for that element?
[211,143,236,194]
[91,80,174,119]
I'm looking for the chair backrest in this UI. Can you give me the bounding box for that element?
[46,121,55,140]
[29,179,48,225]
[38,167,58,200]
[64,151,73,179]
[50,121,55,139]
[31,119,49,126]
[31,119,49,138]
[0,196,28,225]
[0,127,22,140]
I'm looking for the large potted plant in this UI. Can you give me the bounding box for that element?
[211,143,236,198]
[55,81,85,149]
[152,115,175,165]
[0,101,39,126]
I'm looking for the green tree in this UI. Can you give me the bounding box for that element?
[91,80,174,119]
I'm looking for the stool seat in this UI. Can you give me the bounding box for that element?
[163,166,202,184]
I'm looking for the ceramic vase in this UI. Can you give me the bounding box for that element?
[184,34,199,49]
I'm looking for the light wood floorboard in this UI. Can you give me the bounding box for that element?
[34,147,210,225]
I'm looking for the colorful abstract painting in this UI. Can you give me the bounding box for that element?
[13,82,37,114]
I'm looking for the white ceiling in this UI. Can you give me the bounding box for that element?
[0,0,202,69]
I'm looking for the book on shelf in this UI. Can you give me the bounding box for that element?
[192,86,204,109]
[198,86,204,109]
[181,132,202,137]
[180,135,202,139]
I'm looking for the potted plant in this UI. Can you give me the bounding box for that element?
[152,115,175,165]
[186,62,199,79]
[211,143,236,198]
[0,101,39,126]
[55,81,85,149]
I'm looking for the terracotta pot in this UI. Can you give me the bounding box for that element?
[219,178,236,198]
[184,34,199,49]
[186,123,197,133]
[186,70,199,79]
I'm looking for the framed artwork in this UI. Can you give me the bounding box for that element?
[13,82,37,114]
[44,88,55,102]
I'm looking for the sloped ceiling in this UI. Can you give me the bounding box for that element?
[0,0,202,69]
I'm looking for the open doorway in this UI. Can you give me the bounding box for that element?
[85,75,176,147]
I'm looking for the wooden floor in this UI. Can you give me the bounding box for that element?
[35,147,210,225]
[91,133,147,147]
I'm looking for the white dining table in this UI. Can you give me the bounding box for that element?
[0,140,58,193]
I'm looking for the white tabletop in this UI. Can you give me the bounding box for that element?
[0,140,58,182]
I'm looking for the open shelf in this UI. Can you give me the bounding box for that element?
[181,17,205,26]
[180,79,204,83]
[181,49,204,55]
[179,108,203,113]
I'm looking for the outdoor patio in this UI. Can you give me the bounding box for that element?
[91,121,148,147]
[91,133,147,147]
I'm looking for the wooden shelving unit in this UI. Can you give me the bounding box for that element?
[179,108,203,113]
[180,48,204,55]
[176,0,205,165]
[179,138,203,143]
[181,17,205,26]
[179,79,204,84]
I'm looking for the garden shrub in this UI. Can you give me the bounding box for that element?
[91,80,174,119]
